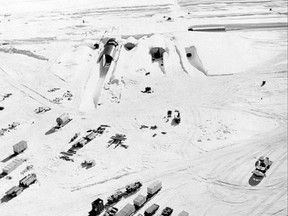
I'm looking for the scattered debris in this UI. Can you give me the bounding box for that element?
[94,43,99,49]
[0,122,20,136]
[141,87,153,94]
[69,132,80,143]
[140,125,149,129]
[108,134,128,149]
[47,88,60,92]
[34,106,51,114]
[63,90,73,100]
[81,159,96,168]
[0,93,12,101]
[59,155,74,162]
[150,125,157,130]
[152,133,157,137]
[161,132,167,135]
[261,80,266,87]
[20,165,33,175]
[52,97,63,104]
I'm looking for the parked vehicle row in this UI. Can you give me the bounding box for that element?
[5,173,37,198]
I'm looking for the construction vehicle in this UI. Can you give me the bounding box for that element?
[125,181,142,194]
[13,140,27,154]
[107,190,123,204]
[144,204,160,216]
[160,207,173,216]
[104,206,118,216]
[252,156,272,177]
[19,173,37,187]
[115,203,135,216]
[89,198,104,216]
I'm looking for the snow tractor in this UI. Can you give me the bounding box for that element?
[107,190,123,204]
[252,156,272,177]
[125,181,142,194]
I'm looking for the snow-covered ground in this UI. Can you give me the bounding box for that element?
[0,0,287,215]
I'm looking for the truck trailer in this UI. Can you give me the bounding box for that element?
[13,140,27,154]
[115,203,135,216]
[147,181,162,196]
[133,194,146,208]
[19,173,37,187]
[2,158,24,174]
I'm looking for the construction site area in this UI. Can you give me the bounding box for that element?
[0,0,287,216]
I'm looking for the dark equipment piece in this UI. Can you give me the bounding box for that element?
[89,198,104,216]
[261,81,266,87]
[252,156,272,177]
[107,190,123,204]
[160,207,173,216]
[144,204,160,216]
[125,181,142,194]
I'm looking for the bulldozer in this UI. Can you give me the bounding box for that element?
[252,156,272,177]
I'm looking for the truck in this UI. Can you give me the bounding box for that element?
[5,186,23,197]
[104,206,118,216]
[56,113,71,128]
[2,158,24,174]
[144,204,159,216]
[107,190,123,204]
[90,198,104,216]
[133,194,146,208]
[13,140,27,154]
[115,203,135,216]
[19,173,37,187]
[147,181,162,197]
[125,181,142,194]
[178,211,189,216]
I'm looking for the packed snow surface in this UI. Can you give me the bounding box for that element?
[0,0,287,216]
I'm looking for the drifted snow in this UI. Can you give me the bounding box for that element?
[0,0,287,216]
